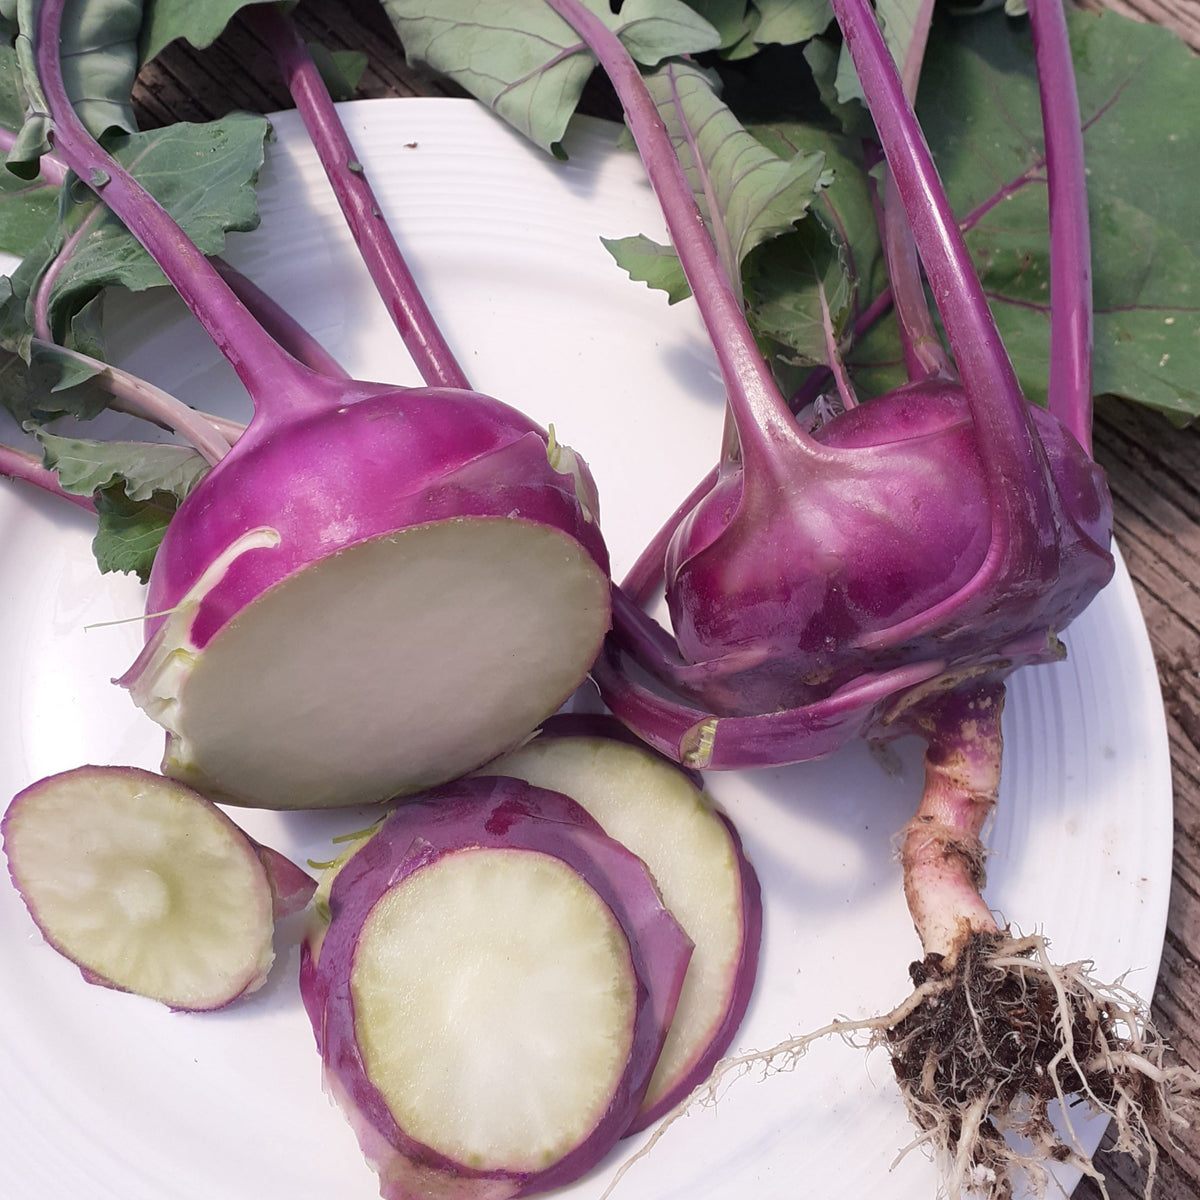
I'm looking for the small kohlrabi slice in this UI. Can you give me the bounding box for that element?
[2,765,312,1010]
[484,715,762,1129]
[302,776,693,1199]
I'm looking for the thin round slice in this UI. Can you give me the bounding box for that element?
[302,775,693,1200]
[485,715,762,1129]
[2,765,306,1010]
[354,847,636,1170]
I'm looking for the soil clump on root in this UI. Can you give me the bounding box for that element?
[885,930,1194,1199]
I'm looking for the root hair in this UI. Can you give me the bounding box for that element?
[603,931,1198,1200]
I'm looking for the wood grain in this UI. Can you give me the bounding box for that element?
[129,1,1200,1196]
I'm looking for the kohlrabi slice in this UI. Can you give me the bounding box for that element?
[2,765,313,1010]
[354,848,636,1168]
[301,775,693,1200]
[484,715,762,1130]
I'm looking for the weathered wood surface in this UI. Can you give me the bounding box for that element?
[132,1,1200,1196]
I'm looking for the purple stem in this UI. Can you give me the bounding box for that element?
[0,441,95,510]
[882,170,954,382]
[32,340,235,465]
[829,0,1054,592]
[211,259,350,380]
[33,207,100,341]
[899,0,937,100]
[542,0,826,480]
[1027,0,1094,455]
[620,466,718,603]
[36,0,340,425]
[249,3,471,391]
[661,61,740,303]
[878,0,954,384]
[817,280,858,409]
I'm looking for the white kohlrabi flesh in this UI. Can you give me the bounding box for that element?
[353,847,637,1168]
[128,513,609,809]
[1,765,314,1010]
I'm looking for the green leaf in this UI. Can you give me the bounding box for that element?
[602,233,691,303]
[746,123,875,367]
[744,218,853,367]
[0,168,59,253]
[56,0,142,136]
[378,0,721,153]
[751,0,831,46]
[919,9,1200,418]
[92,482,176,581]
[11,0,141,172]
[35,112,269,343]
[804,34,870,136]
[0,45,60,247]
[647,60,829,283]
[683,0,756,51]
[36,430,209,500]
[35,430,210,580]
[0,338,109,424]
[139,0,270,62]
[605,59,829,311]
[842,0,927,98]
[311,45,369,100]
[617,0,721,62]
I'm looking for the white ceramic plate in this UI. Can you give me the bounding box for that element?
[0,99,1173,1200]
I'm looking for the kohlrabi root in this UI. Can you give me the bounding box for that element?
[618,930,1195,1200]
[884,931,1195,1200]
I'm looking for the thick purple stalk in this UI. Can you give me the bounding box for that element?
[542,0,826,483]
[1027,0,1094,455]
[0,441,95,509]
[620,465,718,604]
[817,279,858,408]
[829,0,1058,639]
[34,205,99,341]
[249,4,471,391]
[211,260,350,380]
[590,642,948,770]
[831,0,1031,428]
[879,0,953,384]
[882,170,952,382]
[36,0,336,425]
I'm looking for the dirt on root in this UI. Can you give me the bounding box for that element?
[883,931,1188,1198]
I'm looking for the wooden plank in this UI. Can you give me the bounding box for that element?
[1087,0,1200,46]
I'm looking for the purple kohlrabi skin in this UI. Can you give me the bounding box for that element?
[139,386,608,652]
[663,379,1113,718]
